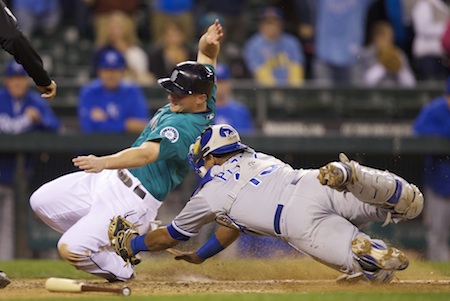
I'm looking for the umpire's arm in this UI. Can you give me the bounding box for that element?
[0,0,51,87]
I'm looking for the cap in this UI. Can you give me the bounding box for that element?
[157,61,215,97]
[188,124,248,177]
[4,60,27,77]
[200,12,225,29]
[259,7,283,21]
[215,63,231,81]
[98,49,126,69]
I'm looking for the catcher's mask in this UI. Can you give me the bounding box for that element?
[157,61,215,98]
[188,124,248,177]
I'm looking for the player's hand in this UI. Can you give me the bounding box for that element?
[90,107,108,121]
[72,155,106,173]
[37,80,57,100]
[24,107,41,123]
[166,248,205,264]
[205,19,223,45]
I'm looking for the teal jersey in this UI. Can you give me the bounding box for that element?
[129,65,216,201]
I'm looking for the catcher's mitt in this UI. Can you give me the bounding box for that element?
[109,216,141,266]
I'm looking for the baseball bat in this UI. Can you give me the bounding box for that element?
[45,277,131,296]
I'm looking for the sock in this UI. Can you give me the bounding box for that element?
[130,234,149,254]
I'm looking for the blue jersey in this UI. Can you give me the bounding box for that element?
[78,79,149,133]
[215,100,254,134]
[413,96,450,196]
[0,87,60,184]
[129,65,216,201]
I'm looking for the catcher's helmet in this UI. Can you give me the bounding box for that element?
[157,61,215,98]
[188,124,248,177]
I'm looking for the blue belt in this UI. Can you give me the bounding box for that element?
[273,175,303,235]
[273,204,284,235]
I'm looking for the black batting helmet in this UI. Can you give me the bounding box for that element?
[157,61,215,98]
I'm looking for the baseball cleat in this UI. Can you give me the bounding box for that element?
[0,270,11,289]
[318,154,353,191]
[352,237,409,271]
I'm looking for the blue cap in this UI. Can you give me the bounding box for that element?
[215,63,230,80]
[98,49,126,69]
[259,7,283,21]
[4,60,27,77]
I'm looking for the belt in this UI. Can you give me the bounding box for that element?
[273,172,304,235]
[117,170,146,199]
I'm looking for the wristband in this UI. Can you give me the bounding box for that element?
[196,235,224,260]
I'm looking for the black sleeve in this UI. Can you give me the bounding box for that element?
[0,0,51,86]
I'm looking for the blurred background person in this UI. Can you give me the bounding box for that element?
[314,0,372,85]
[362,21,416,87]
[413,77,450,261]
[79,49,149,133]
[411,0,449,81]
[214,63,254,133]
[243,7,305,86]
[148,20,196,79]
[85,0,140,44]
[93,11,153,85]
[0,60,60,260]
[11,0,61,37]
[149,0,194,43]
[293,0,316,80]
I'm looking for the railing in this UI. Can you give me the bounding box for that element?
[2,132,449,257]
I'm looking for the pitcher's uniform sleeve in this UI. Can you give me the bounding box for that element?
[167,194,216,241]
[0,1,51,86]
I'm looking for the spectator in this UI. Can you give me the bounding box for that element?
[413,77,450,261]
[214,63,254,133]
[0,60,60,260]
[149,20,197,79]
[85,0,140,43]
[12,0,61,37]
[79,49,149,133]
[362,21,416,87]
[411,0,449,81]
[293,0,316,80]
[243,7,305,86]
[150,0,194,43]
[314,0,372,85]
[94,11,153,85]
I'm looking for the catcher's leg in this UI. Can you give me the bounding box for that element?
[337,237,408,284]
[318,153,424,225]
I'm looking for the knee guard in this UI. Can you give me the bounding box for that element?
[319,153,424,225]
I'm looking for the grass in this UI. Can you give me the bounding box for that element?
[1,257,450,301]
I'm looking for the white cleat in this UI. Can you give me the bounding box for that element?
[0,270,11,289]
[352,237,409,271]
[318,155,353,191]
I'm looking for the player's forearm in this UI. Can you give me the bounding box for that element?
[196,226,241,261]
[144,227,179,251]
[198,33,220,61]
[103,146,158,169]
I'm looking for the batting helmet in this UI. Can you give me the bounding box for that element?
[188,124,248,177]
[157,61,215,98]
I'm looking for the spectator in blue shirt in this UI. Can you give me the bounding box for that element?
[243,7,305,86]
[413,77,450,261]
[214,63,254,133]
[0,60,59,260]
[314,0,372,85]
[79,49,150,133]
[12,0,60,37]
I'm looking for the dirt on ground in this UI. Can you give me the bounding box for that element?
[2,256,450,299]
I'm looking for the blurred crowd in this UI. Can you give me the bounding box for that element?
[3,0,450,87]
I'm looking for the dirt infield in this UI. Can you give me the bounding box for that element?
[2,256,450,299]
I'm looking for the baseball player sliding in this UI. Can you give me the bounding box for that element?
[30,20,223,282]
[110,124,424,284]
